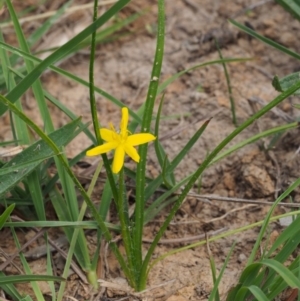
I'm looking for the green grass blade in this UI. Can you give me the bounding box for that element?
[134,0,165,282]
[229,19,300,61]
[261,259,300,288]
[275,0,300,21]
[145,119,211,201]
[0,154,57,176]
[261,232,300,296]
[57,162,103,298]
[88,0,118,211]
[0,204,14,230]
[216,41,236,126]
[154,93,175,185]
[0,272,24,301]
[268,215,300,254]
[0,274,64,285]
[117,168,135,286]
[247,285,269,301]
[208,242,236,301]
[266,258,300,299]
[234,286,249,301]
[3,220,118,230]
[157,58,252,95]
[210,122,299,166]
[10,224,45,301]
[239,263,263,285]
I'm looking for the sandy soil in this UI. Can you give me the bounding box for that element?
[1,0,300,300]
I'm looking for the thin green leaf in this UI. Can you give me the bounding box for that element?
[145,119,211,201]
[234,286,249,301]
[210,122,299,166]
[239,263,262,286]
[216,41,236,126]
[3,220,118,230]
[247,285,269,301]
[0,204,14,230]
[261,259,300,289]
[268,215,300,254]
[0,118,81,196]
[0,274,64,285]
[134,0,165,284]
[229,19,300,61]
[158,58,252,95]
[275,0,300,21]
[208,242,236,301]
[154,93,176,186]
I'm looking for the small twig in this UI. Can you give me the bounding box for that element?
[159,108,223,141]
[188,193,300,208]
[230,0,273,20]
[142,227,228,244]
[204,204,256,223]
[0,227,47,271]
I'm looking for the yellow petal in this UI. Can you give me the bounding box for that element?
[86,141,118,157]
[120,107,129,134]
[124,143,140,162]
[127,133,156,146]
[100,128,116,142]
[112,146,125,173]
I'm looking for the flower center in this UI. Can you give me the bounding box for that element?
[110,123,129,144]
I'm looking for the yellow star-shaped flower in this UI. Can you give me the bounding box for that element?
[86,107,156,173]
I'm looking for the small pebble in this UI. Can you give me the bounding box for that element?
[238,253,247,263]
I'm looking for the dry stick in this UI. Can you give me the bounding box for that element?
[77,169,300,209]
[188,193,300,208]
[0,248,23,274]
[79,164,300,208]
[159,108,223,141]
[204,204,256,224]
[142,227,228,244]
[0,227,47,271]
[97,278,176,299]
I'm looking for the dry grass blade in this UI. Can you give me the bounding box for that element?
[0,0,118,28]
